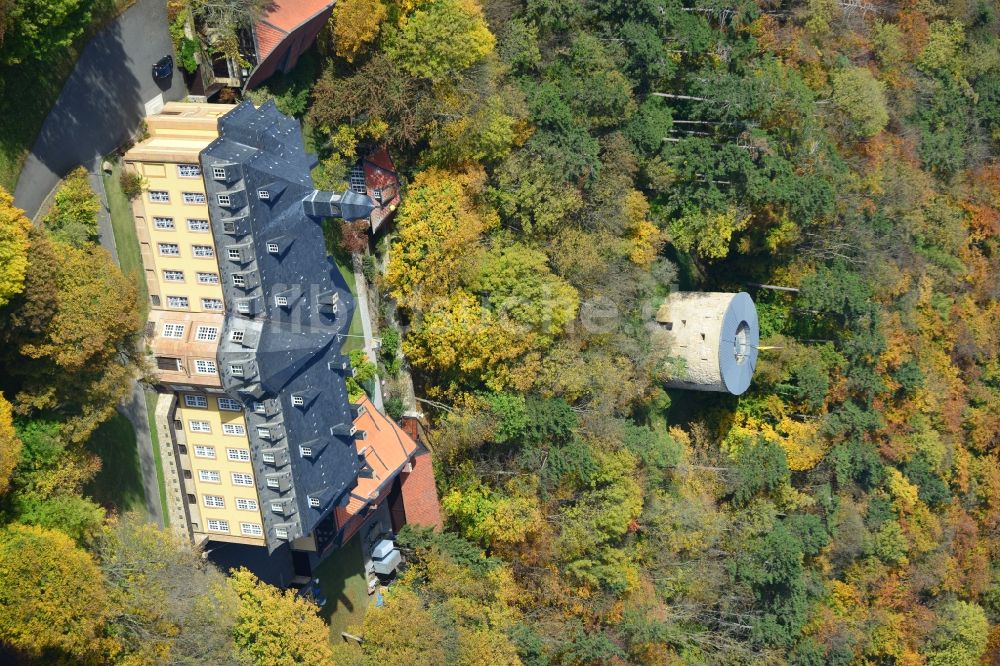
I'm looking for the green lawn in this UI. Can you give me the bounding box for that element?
[104,159,148,308]
[0,0,135,192]
[315,535,372,640]
[144,389,169,527]
[84,411,146,517]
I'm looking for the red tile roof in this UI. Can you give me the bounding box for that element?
[400,451,443,530]
[255,0,333,60]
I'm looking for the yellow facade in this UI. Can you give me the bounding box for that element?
[126,102,264,547]
[175,392,265,544]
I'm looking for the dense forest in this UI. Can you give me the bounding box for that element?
[1,0,999,663]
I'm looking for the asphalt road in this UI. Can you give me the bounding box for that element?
[13,0,186,218]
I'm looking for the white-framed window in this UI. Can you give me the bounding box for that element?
[231,472,254,486]
[223,423,246,436]
[189,420,211,433]
[187,218,210,232]
[262,452,275,463]
[149,190,170,203]
[227,248,240,261]
[218,397,241,411]
[253,402,266,414]
[184,394,208,408]
[275,296,288,307]
[163,270,184,282]
[177,164,201,178]
[197,272,219,285]
[232,274,245,287]
[198,470,220,483]
[230,330,245,343]
[201,298,223,311]
[193,445,215,458]
[206,519,229,532]
[194,359,217,375]
[256,427,270,438]
[231,365,244,377]
[203,494,225,508]
[275,527,288,539]
[300,446,313,457]
[240,522,263,536]
[270,502,283,512]
[235,498,258,511]
[266,478,279,489]
[217,194,231,207]
[308,497,320,508]
[237,301,251,314]
[212,166,226,180]
[162,323,185,338]
[195,326,218,342]
[158,242,180,256]
[192,245,214,258]
[183,192,206,204]
[227,448,251,462]
[166,296,189,309]
[257,190,270,200]
[266,242,279,253]
[154,216,175,230]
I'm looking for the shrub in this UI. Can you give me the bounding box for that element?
[385,396,405,420]
[119,169,144,200]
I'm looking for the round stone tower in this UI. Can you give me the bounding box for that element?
[655,291,759,395]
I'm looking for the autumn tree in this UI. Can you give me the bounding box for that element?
[43,166,99,247]
[330,0,387,62]
[1,234,142,442]
[229,568,334,666]
[385,0,495,83]
[0,524,108,659]
[0,392,20,494]
[830,67,890,138]
[0,187,30,307]
[385,168,496,304]
[0,0,92,65]
[98,513,241,665]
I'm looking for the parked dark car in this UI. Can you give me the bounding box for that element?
[152,55,173,80]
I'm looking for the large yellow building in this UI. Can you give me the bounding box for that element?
[126,102,265,546]
[126,101,441,587]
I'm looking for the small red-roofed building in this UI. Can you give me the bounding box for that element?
[244,0,334,90]
[348,147,402,233]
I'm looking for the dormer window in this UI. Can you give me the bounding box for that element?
[237,301,250,314]
[212,166,226,180]
[266,478,279,489]
[270,502,282,512]
[308,497,320,508]
[218,194,231,207]
[373,188,382,202]
[275,527,288,539]
[254,402,266,414]
[232,274,245,287]
[262,452,275,463]
[275,296,288,307]
[256,427,270,438]
[228,248,240,260]
[300,446,313,457]
[258,190,269,200]
[292,395,304,407]
[230,364,244,377]
[266,242,279,254]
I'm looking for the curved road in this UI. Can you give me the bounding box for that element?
[13,0,186,218]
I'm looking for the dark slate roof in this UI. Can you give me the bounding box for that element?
[199,100,375,551]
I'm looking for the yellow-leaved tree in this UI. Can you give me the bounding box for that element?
[229,568,333,666]
[331,0,388,63]
[0,393,20,495]
[0,524,109,659]
[0,188,30,308]
[386,167,496,304]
